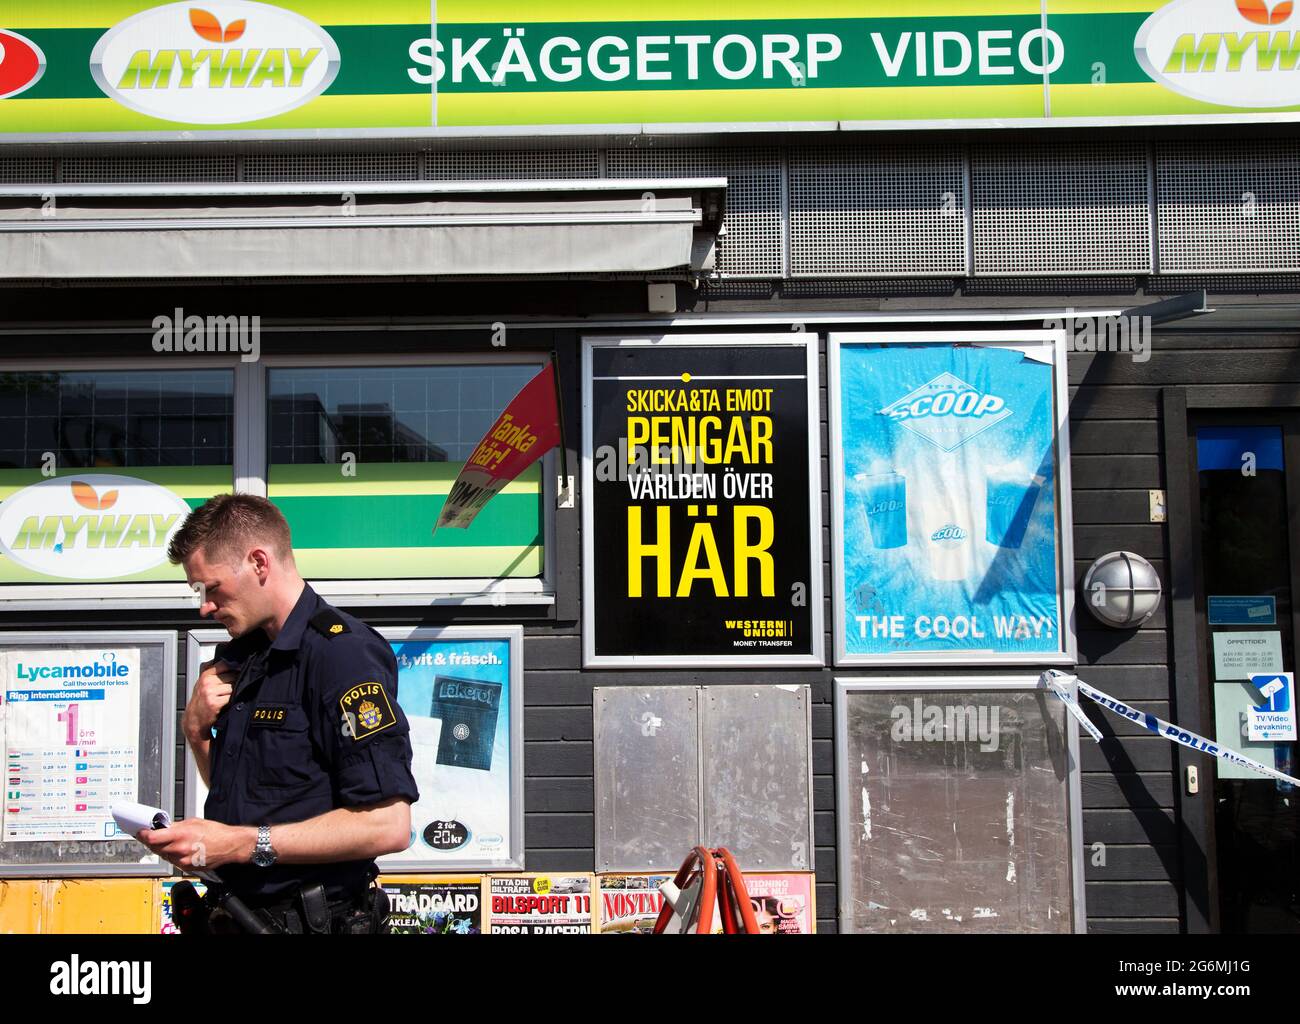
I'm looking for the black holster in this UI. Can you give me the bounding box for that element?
[328,884,390,934]
[169,881,211,935]
[252,883,388,934]
[171,881,279,935]
[177,878,389,935]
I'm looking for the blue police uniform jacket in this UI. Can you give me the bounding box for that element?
[205,584,420,903]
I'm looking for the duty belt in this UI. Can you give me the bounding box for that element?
[172,880,390,935]
[252,882,391,935]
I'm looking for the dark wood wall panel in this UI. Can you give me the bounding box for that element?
[5,318,1295,935]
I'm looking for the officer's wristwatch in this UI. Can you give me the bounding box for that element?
[251,824,277,868]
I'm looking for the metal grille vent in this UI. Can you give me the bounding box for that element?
[964,275,1141,295]
[245,151,419,181]
[783,278,959,297]
[698,280,779,300]
[1150,273,1300,294]
[607,146,782,278]
[424,149,599,180]
[1156,140,1300,273]
[60,155,238,182]
[0,157,55,183]
[789,144,966,277]
[971,142,1151,275]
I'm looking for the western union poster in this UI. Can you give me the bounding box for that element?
[582,336,822,667]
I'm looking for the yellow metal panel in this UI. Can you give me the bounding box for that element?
[47,879,155,934]
[0,880,44,934]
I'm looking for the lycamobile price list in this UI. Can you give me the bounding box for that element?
[2,649,140,843]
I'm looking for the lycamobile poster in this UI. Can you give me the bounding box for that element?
[582,336,822,667]
[4,0,1300,141]
[2,647,140,843]
[830,333,1073,665]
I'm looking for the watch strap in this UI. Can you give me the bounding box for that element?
[254,823,275,865]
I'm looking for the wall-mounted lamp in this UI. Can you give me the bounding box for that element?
[1082,551,1163,629]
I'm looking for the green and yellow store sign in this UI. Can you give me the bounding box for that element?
[0,468,224,583]
[0,464,542,584]
[2,0,1299,137]
[267,462,544,581]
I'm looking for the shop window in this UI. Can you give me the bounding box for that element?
[266,364,545,581]
[0,370,234,587]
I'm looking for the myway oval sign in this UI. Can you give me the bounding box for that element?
[1136,0,1300,107]
[0,30,47,100]
[90,1,340,124]
[0,475,193,580]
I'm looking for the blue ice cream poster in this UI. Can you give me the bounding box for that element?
[836,341,1063,658]
[385,637,514,866]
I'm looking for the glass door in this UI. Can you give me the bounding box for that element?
[1191,417,1299,933]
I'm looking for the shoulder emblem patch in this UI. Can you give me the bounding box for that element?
[310,607,351,639]
[339,681,396,741]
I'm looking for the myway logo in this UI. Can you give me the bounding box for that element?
[1136,0,1300,107]
[879,372,1011,452]
[90,1,340,125]
[50,956,151,1004]
[0,474,192,580]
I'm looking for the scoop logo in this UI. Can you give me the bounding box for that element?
[879,372,1011,452]
[0,474,192,580]
[1136,0,1300,107]
[0,30,47,100]
[90,0,340,125]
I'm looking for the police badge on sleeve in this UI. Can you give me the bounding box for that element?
[339,681,397,741]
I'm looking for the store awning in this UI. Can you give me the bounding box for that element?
[0,178,726,280]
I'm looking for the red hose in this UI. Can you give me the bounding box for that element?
[653,846,760,934]
[718,847,760,934]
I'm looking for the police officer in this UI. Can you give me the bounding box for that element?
[139,494,419,933]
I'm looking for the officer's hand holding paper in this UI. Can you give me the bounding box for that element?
[116,802,224,883]
[113,801,171,836]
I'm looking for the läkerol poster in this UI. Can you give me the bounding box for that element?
[378,626,523,872]
[582,335,823,667]
[830,333,1074,665]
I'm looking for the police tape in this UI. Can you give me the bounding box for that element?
[1041,670,1300,788]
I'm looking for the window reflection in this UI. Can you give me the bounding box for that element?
[0,370,234,469]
